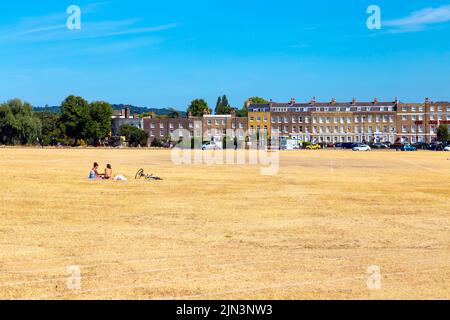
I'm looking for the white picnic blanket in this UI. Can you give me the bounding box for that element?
[114,175,128,181]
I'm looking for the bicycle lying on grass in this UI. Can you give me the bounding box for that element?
[135,169,163,181]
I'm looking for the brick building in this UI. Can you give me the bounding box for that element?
[247,102,271,137]
[249,98,398,144]
[139,98,450,147]
[143,110,248,146]
[397,99,450,143]
[201,113,248,144]
[143,117,192,143]
[111,108,144,137]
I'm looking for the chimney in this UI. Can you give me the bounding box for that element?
[310,96,316,105]
[189,111,193,118]
[290,97,296,105]
[394,97,399,104]
[425,97,430,103]
[373,97,379,105]
[124,107,131,119]
[246,99,254,108]
[331,98,337,105]
[352,97,357,104]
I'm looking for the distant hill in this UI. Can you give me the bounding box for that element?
[33,106,61,113]
[111,104,187,117]
[33,104,186,117]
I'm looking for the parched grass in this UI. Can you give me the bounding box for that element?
[0,148,449,300]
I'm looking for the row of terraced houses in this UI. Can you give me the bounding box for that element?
[112,97,450,146]
[247,97,450,145]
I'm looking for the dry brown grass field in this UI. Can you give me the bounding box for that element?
[0,147,449,300]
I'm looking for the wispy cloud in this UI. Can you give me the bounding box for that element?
[78,23,179,40]
[0,2,178,43]
[384,5,450,33]
[12,25,66,37]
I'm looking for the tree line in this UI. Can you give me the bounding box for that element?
[0,94,271,146]
[0,96,113,146]
[187,95,268,117]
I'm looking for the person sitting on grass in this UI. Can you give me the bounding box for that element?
[104,164,114,180]
[88,162,103,180]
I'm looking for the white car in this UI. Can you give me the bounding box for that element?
[201,142,221,150]
[353,144,371,151]
[444,146,450,151]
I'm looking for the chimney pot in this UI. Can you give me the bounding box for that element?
[123,108,131,118]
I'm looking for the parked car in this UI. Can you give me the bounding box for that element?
[391,143,405,150]
[400,144,417,151]
[353,144,371,151]
[370,142,389,149]
[428,144,444,151]
[444,146,450,151]
[413,142,430,150]
[341,143,358,149]
[306,144,321,150]
[201,141,221,150]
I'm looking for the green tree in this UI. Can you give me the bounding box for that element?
[437,124,449,142]
[245,96,269,106]
[0,99,41,145]
[187,99,211,117]
[167,108,181,118]
[87,101,113,144]
[35,110,62,146]
[120,125,149,147]
[151,137,164,147]
[215,94,232,115]
[236,108,247,118]
[237,96,269,117]
[140,112,156,119]
[59,95,90,145]
[215,96,222,114]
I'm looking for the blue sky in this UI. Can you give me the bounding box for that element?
[0,0,449,110]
